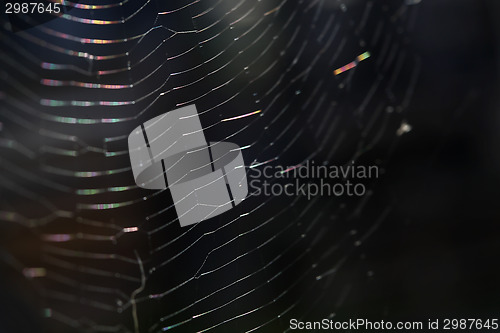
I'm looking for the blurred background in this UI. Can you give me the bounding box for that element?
[0,0,499,332]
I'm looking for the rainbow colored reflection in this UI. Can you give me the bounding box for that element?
[333,51,371,76]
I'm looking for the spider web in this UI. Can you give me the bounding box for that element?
[0,0,421,332]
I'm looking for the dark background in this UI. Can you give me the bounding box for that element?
[354,0,500,323]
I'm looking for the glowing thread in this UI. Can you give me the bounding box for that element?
[221,110,262,122]
[333,51,371,75]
